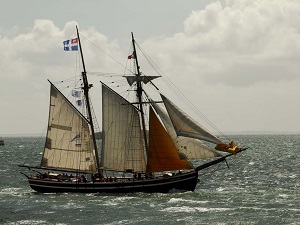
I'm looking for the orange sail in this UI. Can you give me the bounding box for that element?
[147,106,193,173]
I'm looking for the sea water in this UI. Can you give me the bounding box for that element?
[0,135,299,225]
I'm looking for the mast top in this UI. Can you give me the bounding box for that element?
[131,32,141,78]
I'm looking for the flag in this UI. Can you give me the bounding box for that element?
[63,38,78,51]
[72,90,81,98]
[71,133,81,142]
[128,52,135,59]
[76,99,82,107]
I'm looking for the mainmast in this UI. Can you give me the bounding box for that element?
[131,32,149,155]
[76,26,101,175]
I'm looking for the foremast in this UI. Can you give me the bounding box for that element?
[131,33,149,159]
[76,26,101,175]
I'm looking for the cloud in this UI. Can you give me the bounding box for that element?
[142,0,300,87]
[0,20,123,134]
[1,0,300,135]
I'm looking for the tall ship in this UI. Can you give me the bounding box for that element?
[19,27,246,193]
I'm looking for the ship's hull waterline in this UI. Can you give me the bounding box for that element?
[27,171,198,193]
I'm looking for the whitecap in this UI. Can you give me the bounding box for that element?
[51,202,85,210]
[105,219,133,225]
[216,187,225,192]
[168,197,208,204]
[103,201,119,206]
[7,220,46,225]
[195,207,232,212]
[0,187,23,196]
[102,196,136,206]
[162,206,197,213]
[162,206,233,213]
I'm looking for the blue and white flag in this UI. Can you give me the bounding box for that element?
[63,38,78,51]
[71,133,81,142]
[72,90,81,98]
[76,99,82,107]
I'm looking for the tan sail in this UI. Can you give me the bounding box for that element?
[151,101,221,159]
[101,84,146,172]
[161,95,222,144]
[147,106,193,173]
[41,84,96,173]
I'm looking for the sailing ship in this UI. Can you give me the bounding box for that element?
[19,27,247,193]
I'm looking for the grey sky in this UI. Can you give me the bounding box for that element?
[1,0,300,136]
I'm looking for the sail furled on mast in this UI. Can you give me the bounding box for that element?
[161,95,222,145]
[124,76,160,86]
[41,83,96,173]
[151,101,221,159]
[101,84,146,173]
[147,106,193,173]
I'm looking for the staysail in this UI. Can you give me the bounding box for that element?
[151,101,221,159]
[101,84,146,173]
[147,106,193,173]
[41,83,96,173]
[161,95,222,144]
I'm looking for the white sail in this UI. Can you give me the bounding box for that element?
[161,95,222,144]
[41,84,96,173]
[152,101,220,159]
[101,84,146,173]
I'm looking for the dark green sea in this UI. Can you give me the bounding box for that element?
[0,135,299,225]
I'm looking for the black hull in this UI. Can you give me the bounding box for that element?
[27,171,198,193]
